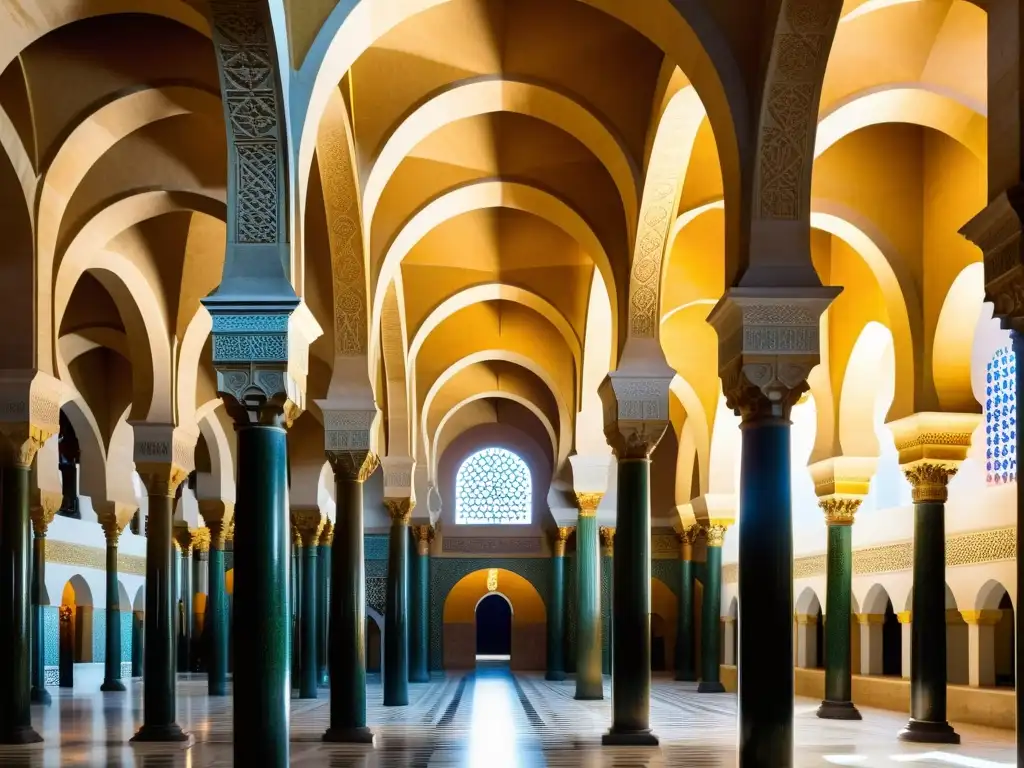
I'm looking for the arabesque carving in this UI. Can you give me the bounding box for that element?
[819,497,861,526]
[384,498,415,525]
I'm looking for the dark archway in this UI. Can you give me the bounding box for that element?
[476,593,512,658]
[57,410,81,519]
[997,592,1015,687]
[882,598,901,676]
[366,617,382,673]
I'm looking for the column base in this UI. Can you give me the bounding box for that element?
[101,680,126,692]
[897,719,960,744]
[0,726,43,745]
[130,723,191,743]
[545,671,566,682]
[816,700,862,720]
[602,728,659,747]
[697,681,725,693]
[30,687,51,706]
[323,726,376,745]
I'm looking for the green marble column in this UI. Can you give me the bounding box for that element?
[173,529,193,674]
[409,524,432,683]
[383,498,411,706]
[232,420,291,766]
[206,519,229,696]
[698,526,726,693]
[30,501,56,705]
[132,613,143,678]
[546,526,571,681]
[574,495,602,700]
[675,528,697,682]
[899,465,959,744]
[817,500,861,720]
[132,467,188,743]
[0,461,43,743]
[100,520,126,692]
[318,522,332,687]
[295,523,319,700]
[291,534,300,684]
[603,458,657,746]
[600,527,614,676]
[324,452,377,744]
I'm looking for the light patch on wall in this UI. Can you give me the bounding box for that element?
[487,568,498,593]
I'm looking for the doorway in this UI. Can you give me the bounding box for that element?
[366,617,382,673]
[475,593,512,661]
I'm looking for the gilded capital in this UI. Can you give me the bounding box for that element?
[599,526,616,554]
[207,519,229,551]
[574,492,603,517]
[192,527,211,554]
[136,462,190,499]
[819,497,861,526]
[327,449,379,483]
[30,491,62,538]
[678,525,699,560]
[413,523,434,555]
[100,516,124,545]
[903,463,957,504]
[384,497,415,525]
[553,525,573,557]
[703,523,727,548]
[318,519,334,547]
[173,526,194,556]
[292,507,325,547]
[198,500,234,550]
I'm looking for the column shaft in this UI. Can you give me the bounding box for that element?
[101,531,125,691]
[409,533,430,683]
[699,540,725,692]
[318,541,330,686]
[324,472,374,743]
[574,513,602,700]
[0,465,42,743]
[383,510,409,706]
[232,424,290,767]
[177,550,192,672]
[31,531,50,704]
[675,553,696,681]
[738,418,793,768]
[132,493,186,742]
[818,522,860,719]
[604,458,657,745]
[207,544,228,695]
[298,544,318,699]
[546,550,566,680]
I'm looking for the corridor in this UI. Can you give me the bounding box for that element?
[0,670,1014,767]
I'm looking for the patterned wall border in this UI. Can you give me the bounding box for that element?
[441,537,542,555]
[722,526,1017,584]
[46,540,146,576]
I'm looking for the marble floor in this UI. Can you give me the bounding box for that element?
[0,668,1016,766]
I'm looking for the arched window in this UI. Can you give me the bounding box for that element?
[455,447,532,525]
[985,345,1017,486]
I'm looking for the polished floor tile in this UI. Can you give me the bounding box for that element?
[0,669,1015,766]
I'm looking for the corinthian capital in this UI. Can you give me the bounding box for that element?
[384,497,415,525]
[887,412,980,503]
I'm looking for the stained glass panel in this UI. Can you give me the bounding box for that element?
[455,447,532,524]
[986,345,1017,486]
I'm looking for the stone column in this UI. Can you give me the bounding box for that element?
[857,614,884,675]
[293,508,323,700]
[817,499,861,718]
[574,492,603,701]
[323,441,378,745]
[698,525,726,693]
[898,612,912,679]
[30,493,59,705]
[0,403,56,744]
[318,521,333,687]
[890,414,977,744]
[546,526,572,681]
[200,501,233,697]
[192,528,210,673]
[599,526,614,676]
[174,526,194,673]
[383,497,412,706]
[132,446,192,744]
[291,527,300,684]
[675,526,697,682]
[410,524,433,683]
[962,610,1001,688]
[100,514,129,691]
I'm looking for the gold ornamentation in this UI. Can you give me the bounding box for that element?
[678,525,699,561]
[0,423,52,469]
[819,497,860,526]
[903,463,957,504]
[319,520,334,547]
[384,497,414,525]
[45,540,146,576]
[553,526,573,557]
[327,449,379,483]
[961,609,1003,626]
[30,492,61,538]
[413,523,434,555]
[99,516,124,545]
[192,527,211,554]
[703,523,727,548]
[173,526,195,557]
[574,492,603,517]
[59,605,72,623]
[137,462,190,498]
[292,507,325,547]
[599,526,616,554]
[487,568,498,593]
[207,519,229,551]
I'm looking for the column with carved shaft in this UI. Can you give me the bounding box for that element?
[698,525,727,693]
[817,497,862,720]
[323,442,379,744]
[174,526,194,673]
[599,526,615,676]
[0,402,56,744]
[410,524,433,683]
[318,521,333,687]
[675,526,698,682]
[383,498,412,706]
[30,494,59,705]
[100,513,129,691]
[546,526,572,681]
[293,509,323,699]
[201,501,233,697]
[132,445,192,743]
[574,493,603,700]
[600,369,668,746]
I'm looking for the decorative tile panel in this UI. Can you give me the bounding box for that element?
[365,536,389,561]
[986,345,1017,485]
[442,537,542,554]
[92,609,106,663]
[43,606,58,666]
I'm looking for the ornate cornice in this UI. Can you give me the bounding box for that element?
[574,492,603,517]
[384,497,414,525]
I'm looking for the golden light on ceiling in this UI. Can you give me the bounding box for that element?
[487,568,498,593]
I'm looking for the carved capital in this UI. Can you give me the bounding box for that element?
[133,423,196,497]
[708,287,837,422]
[599,526,616,554]
[318,519,334,547]
[206,519,230,551]
[292,506,324,547]
[0,370,61,468]
[137,462,190,498]
[30,490,62,538]
[173,526,194,557]
[327,449,379,483]
[192,527,211,554]
[384,497,414,525]
[703,523,728,548]
[903,462,957,504]
[574,492,603,517]
[677,524,699,561]
[552,525,573,557]
[819,496,861,526]
[319,403,378,457]
[413,523,434,555]
[197,499,234,527]
[960,185,1024,326]
[100,516,123,545]
[599,370,670,459]
[380,455,415,499]
[888,412,979,503]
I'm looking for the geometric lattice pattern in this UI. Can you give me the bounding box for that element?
[986,345,1017,485]
[455,447,532,524]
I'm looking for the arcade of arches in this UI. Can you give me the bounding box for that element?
[0,0,1023,766]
